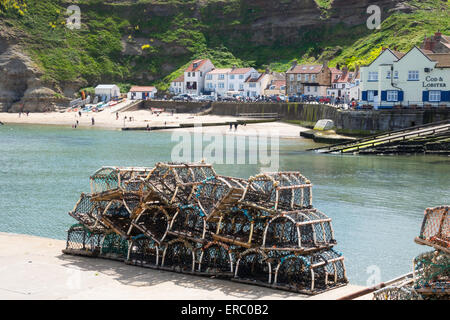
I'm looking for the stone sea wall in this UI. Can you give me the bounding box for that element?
[142,100,450,135]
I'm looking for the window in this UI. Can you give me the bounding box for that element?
[188,72,191,77]
[297,74,302,81]
[387,90,398,102]
[281,86,286,91]
[429,91,441,102]
[218,83,224,89]
[192,72,195,77]
[386,71,391,79]
[219,74,225,80]
[368,72,378,81]
[394,71,399,79]
[408,71,419,81]
[305,74,309,82]
[290,75,294,81]
[230,75,235,80]
[200,72,202,77]
[229,84,234,90]
[314,86,318,92]
[306,86,310,92]
[206,74,212,80]
[239,84,244,90]
[311,75,316,82]
[270,85,275,90]
[239,75,244,80]
[249,83,256,88]
[368,90,375,102]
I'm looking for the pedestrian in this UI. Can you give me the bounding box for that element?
[146,124,150,131]
[229,122,233,131]
[234,123,238,131]
[26,111,29,117]
[91,117,95,125]
[78,111,81,117]
[116,112,119,120]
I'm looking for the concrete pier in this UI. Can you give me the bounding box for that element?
[0,232,371,300]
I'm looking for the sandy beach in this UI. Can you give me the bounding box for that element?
[0,103,310,139]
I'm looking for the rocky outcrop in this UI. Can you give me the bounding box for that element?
[0,25,68,112]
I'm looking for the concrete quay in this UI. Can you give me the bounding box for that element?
[0,232,372,300]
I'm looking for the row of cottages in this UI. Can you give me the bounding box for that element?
[169,59,273,97]
[285,62,332,97]
[359,47,450,108]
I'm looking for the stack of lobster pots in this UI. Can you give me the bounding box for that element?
[63,162,348,295]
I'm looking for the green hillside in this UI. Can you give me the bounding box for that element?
[1,0,449,95]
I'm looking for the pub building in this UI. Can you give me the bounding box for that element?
[360,46,450,109]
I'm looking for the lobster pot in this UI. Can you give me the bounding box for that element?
[413,250,450,293]
[145,163,216,205]
[197,242,234,276]
[64,225,103,256]
[68,193,109,232]
[234,249,273,284]
[90,167,152,193]
[273,249,346,294]
[208,209,262,247]
[373,286,423,300]
[100,233,129,261]
[99,200,136,238]
[132,206,173,243]
[161,239,196,272]
[128,236,160,268]
[170,206,206,240]
[263,210,335,250]
[417,206,449,249]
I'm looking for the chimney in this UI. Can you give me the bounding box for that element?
[322,61,328,69]
[232,65,237,70]
[291,60,298,69]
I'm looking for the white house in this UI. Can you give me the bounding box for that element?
[360,47,450,108]
[95,85,121,102]
[127,86,158,100]
[204,67,258,97]
[326,67,361,103]
[244,72,271,97]
[184,59,215,95]
[204,68,233,96]
[169,75,185,95]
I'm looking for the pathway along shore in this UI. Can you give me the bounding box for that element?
[0,232,370,300]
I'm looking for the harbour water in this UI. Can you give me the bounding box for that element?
[0,123,449,286]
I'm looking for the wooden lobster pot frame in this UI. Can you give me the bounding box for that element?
[144,163,217,206]
[63,224,104,257]
[262,209,336,252]
[197,241,235,276]
[272,249,347,294]
[234,249,274,285]
[68,193,109,233]
[160,238,197,273]
[99,232,130,261]
[415,206,449,253]
[241,172,313,212]
[97,200,139,239]
[130,205,177,245]
[169,205,207,241]
[127,236,161,268]
[413,250,450,295]
[206,208,270,249]
[90,167,154,194]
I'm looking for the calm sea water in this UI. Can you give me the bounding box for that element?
[0,123,449,286]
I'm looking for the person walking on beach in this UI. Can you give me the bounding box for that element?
[91,117,95,126]
[116,112,119,120]
[229,122,233,131]
[78,111,82,118]
[234,123,238,131]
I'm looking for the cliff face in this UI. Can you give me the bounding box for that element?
[0,0,440,111]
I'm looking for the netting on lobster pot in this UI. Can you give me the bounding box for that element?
[128,235,160,267]
[65,224,103,254]
[413,250,450,292]
[198,242,234,274]
[209,208,256,246]
[161,239,196,272]
[310,249,347,288]
[69,193,108,232]
[263,210,335,250]
[417,206,449,249]
[170,205,206,239]
[99,200,136,238]
[131,206,173,243]
[100,233,129,260]
[234,249,273,284]
[373,286,423,300]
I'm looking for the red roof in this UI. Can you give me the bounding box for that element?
[245,74,265,83]
[130,86,156,92]
[185,59,210,72]
[267,80,286,90]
